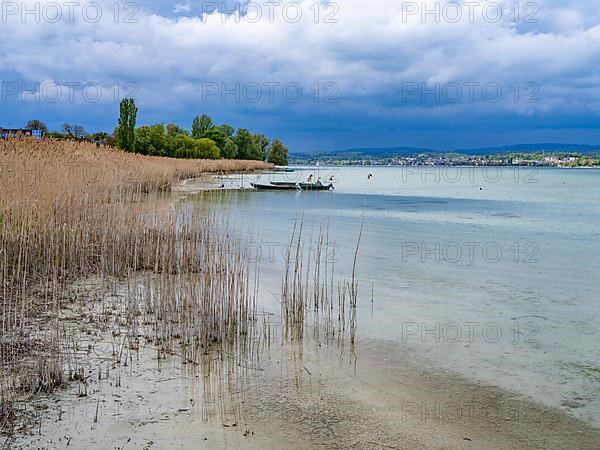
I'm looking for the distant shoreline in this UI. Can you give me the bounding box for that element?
[288,163,600,169]
[290,149,600,168]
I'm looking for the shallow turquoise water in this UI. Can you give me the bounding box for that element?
[192,166,600,425]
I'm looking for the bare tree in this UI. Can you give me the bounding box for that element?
[62,123,88,139]
[26,120,48,133]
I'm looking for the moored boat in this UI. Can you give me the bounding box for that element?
[299,182,334,191]
[251,182,300,191]
[270,181,300,186]
[251,182,334,191]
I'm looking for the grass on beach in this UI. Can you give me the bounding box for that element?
[0,138,271,436]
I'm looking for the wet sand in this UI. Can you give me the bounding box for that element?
[7,279,600,450]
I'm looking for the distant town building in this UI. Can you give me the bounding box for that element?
[0,128,43,139]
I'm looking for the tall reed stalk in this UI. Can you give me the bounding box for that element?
[0,138,271,437]
[281,218,362,346]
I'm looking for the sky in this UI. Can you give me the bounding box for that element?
[1,0,600,152]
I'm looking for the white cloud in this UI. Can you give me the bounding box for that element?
[2,0,600,134]
[173,1,192,14]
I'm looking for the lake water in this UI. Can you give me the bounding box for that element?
[192,166,600,426]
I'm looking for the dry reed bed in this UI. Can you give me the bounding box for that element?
[0,138,361,442]
[0,138,271,436]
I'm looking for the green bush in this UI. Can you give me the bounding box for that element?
[173,135,220,159]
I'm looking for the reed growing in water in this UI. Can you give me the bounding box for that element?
[281,217,362,346]
[0,138,271,436]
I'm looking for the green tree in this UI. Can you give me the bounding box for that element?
[189,124,241,158]
[203,127,238,159]
[253,134,270,161]
[191,114,214,138]
[166,123,187,137]
[136,124,168,156]
[172,135,191,157]
[194,138,221,159]
[117,98,137,152]
[221,138,238,159]
[218,124,235,138]
[191,116,201,138]
[172,135,220,159]
[267,140,289,166]
[203,128,227,150]
[234,128,262,160]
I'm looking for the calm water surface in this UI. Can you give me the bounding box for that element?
[191,166,600,425]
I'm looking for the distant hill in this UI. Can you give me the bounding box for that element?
[336,146,436,155]
[292,143,600,158]
[291,146,436,157]
[455,143,600,155]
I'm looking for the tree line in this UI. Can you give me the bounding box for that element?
[116,98,288,165]
[21,98,289,165]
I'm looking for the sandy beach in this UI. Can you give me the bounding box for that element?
[6,275,600,450]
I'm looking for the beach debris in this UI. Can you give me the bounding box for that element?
[222,422,237,428]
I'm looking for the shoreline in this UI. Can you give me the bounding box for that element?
[173,167,293,194]
[8,287,600,450]
[4,270,599,447]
